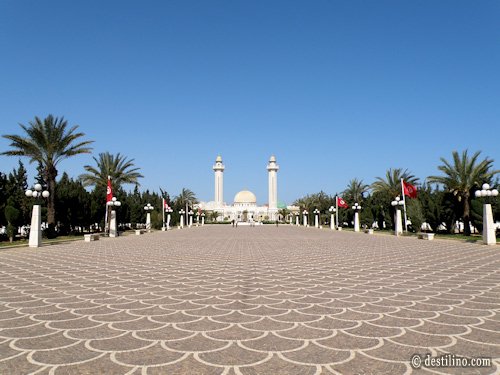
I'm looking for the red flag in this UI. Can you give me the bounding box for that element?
[164,199,170,211]
[337,196,348,208]
[106,176,113,202]
[403,180,418,199]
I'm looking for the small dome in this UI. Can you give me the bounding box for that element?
[216,155,222,162]
[269,155,276,162]
[234,190,257,204]
[277,201,287,209]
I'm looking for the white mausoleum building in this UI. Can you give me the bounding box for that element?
[198,155,282,222]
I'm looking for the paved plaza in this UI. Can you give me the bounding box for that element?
[0,226,499,374]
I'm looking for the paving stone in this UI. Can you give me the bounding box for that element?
[0,226,498,374]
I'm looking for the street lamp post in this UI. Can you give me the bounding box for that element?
[179,209,185,228]
[328,206,336,230]
[391,196,404,236]
[25,184,50,247]
[107,197,121,237]
[352,203,362,232]
[188,210,194,228]
[294,212,300,226]
[475,183,499,245]
[313,208,320,228]
[201,213,205,226]
[165,207,173,230]
[144,203,154,232]
[303,210,309,227]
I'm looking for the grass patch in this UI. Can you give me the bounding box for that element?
[333,227,499,243]
[0,234,86,249]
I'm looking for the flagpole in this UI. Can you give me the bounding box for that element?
[162,198,165,229]
[401,178,408,232]
[335,195,339,230]
[104,203,108,235]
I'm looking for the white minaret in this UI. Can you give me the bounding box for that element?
[213,155,225,207]
[267,155,279,212]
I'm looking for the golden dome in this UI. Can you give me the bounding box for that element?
[234,190,257,204]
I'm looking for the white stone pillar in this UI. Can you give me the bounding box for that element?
[354,212,360,232]
[303,214,307,227]
[202,217,205,226]
[146,212,151,231]
[180,215,184,229]
[189,215,193,227]
[330,214,334,230]
[166,214,171,229]
[29,205,42,248]
[314,215,319,228]
[395,209,403,236]
[267,155,279,211]
[109,210,118,237]
[213,156,225,207]
[295,215,299,226]
[483,203,496,245]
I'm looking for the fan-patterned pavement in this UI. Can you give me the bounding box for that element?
[0,226,499,374]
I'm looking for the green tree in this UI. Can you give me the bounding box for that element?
[343,178,369,204]
[371,168,419,199]
[0,172,7,227]
[417,184,455,233]
[127,185,143,226]
[278,208,290,223]
[2,115,93,227]
[55,173,92,234]
[80,152,143,191]
[294,191,335,226]
[428,150,499,236]
[210,211,220,222]
[5,161,31,226]
[294,191,333,212]
[5,202,21,242]
[80,152,143,229]
[406,199,424,233]
[174,188,198,210]
[371,168,419,230]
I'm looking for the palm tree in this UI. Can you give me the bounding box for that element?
[293,191,332,212]
[175,188,198,209]
[343,178,370,203]
[2,115,93,225]
[371,168,419,198]
[428,150,498,236]
[278,208,290,222]
[79,152,143,191]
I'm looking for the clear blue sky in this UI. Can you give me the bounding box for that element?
[1,1,499,205]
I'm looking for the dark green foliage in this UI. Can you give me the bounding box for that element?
[80,152,143,190]
[5,204,21,242]
[1,162,31,241]
[43,224,57,239]
[470,199,483,233]
[428,150,499,235]
[55,173,92,234]
[2,115,94,226]
[0,172,7,225]
[407,199,424,233]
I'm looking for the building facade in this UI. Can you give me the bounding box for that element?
[198,155,281,222]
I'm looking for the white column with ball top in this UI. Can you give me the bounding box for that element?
[475,184,499,246]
